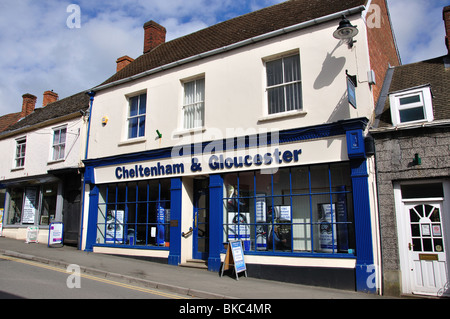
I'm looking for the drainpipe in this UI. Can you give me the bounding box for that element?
[79,90,95,250]
[85,91,96,160]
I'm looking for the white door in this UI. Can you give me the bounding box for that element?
[405,202,449,296]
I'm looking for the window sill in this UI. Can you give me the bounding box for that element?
[258,110,307,123]
[118,137,147,147]
[172,126,206,137]
[10,167,24,172]
[47,159,65,165]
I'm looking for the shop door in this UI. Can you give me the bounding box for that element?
[193,179,209,260]
[405,202,449,297]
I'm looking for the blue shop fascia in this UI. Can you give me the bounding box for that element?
[81,117,377,293]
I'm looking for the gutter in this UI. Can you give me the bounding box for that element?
[370,119,450,134]
[90,5,366,93]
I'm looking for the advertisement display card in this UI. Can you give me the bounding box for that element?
[48,222,64,247]
[26,226,39,244]
[221,240,247,280]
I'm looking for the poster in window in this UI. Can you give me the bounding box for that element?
[106,210,124,244]
[23,188,38,224]
[228,212,250,251]
[319,204,337,252]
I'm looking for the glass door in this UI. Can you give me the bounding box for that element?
[193,178,209,260]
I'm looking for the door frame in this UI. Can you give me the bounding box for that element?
[394,180,450,296]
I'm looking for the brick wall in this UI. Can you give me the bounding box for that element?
[366,0,400,105]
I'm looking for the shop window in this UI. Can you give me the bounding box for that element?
[183,78,205,130]
[6,184,60,226]
[6,188,24,225]
[127,93,147,139]
[222,163,355,255]
[266,53,303,115]
[40,184,58,225]
[97,179,171,248]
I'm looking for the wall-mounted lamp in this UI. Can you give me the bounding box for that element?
[413,153,422,166]
[156,130,162,139]
[102,116,109,126]
[333,16,359,48]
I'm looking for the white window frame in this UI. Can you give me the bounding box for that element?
[389,86,433,126]
[264,52,303,116]
[127,92,147,140]
[52,126,67,161]
[14,137,26,169]
[182,77,205,130]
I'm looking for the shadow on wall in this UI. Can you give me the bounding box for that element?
[313,41,346,90]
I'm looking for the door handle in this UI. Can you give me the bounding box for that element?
[408,243,414,250]
[182,227,193,238]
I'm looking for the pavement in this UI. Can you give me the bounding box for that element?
[0,237,394,299]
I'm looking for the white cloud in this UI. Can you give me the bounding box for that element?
[387,0,448,64]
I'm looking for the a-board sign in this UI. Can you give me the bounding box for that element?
[26,226,39,244]
[221,240,247,280]
[48,222,64,247]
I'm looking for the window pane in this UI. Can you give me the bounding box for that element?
[285,82,302,111]
[284,54,301,82]
[130,96,139,117]
[266,59,283,86]
[399,107,425,123]
[60,128,67,143]
[128,118,138,139]
[401,184,443,199]
[138,116,146,137]
[400,94,421,105]
[53,130,60,145]
[139,95,147,115]
[7,188,24,225]
[196,78,205,102]
[268,87,285,114]
[184,81,195,105]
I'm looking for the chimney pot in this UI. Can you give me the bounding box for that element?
[143,20,166,54]
[21,93,37,117]
[443,6,450,54]
[116,55,134,73]
[43,90,59,107]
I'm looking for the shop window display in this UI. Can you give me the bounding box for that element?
[222,163,355,255]
[97,179,171,247]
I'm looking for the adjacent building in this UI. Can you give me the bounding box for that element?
[0,91,90,245]
[80,0,400,293]
[370,6,450,297]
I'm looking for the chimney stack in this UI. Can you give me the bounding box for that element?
[143,20,166,54]
[21,94,37,117]
[444,6,450,54]
[43,90,59,107]
[116,55,134,73]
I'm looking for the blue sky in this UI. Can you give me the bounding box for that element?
[0,0,448,115]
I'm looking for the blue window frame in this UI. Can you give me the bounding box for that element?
[128,94,147,139]
[96,179,171,248]
[222,163,355,256]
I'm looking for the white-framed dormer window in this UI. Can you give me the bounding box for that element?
[389,86,433,126]
[52,126,67,161]
[265,53,302,115]
[127,93,147,139]
[183,77,205,130]
[15,137,26,168]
